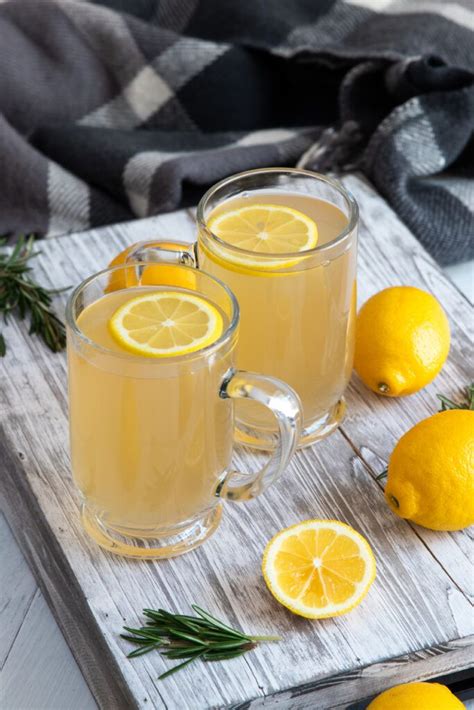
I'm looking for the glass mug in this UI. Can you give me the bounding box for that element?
[128,168,358,450]
[66,263,302,559]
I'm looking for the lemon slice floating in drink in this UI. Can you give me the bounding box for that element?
[207,204,318,269]
[109,290,223,357]
[262,520,376,619]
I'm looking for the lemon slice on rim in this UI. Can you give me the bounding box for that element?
[109,291,223,358]
[262,520,376,619]
[207,204,318,269]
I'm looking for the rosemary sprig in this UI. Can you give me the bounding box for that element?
[437,383,474,411]
[121,605,281,680]
[0,236,67,356]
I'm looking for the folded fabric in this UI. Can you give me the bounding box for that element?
[0,0,472,264]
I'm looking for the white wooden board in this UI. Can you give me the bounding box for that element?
[0,176,473,709]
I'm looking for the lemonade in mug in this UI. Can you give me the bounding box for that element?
[67,263,301,558]
[197,169,358,449]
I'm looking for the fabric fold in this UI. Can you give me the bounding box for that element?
[0,0,472,263]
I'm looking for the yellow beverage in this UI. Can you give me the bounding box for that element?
[197,170,358,448]
[68,286,233,543]
[67,263,302,558]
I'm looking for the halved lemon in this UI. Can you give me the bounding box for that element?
[109,291,223,357]
[262,520,376,619]
[207,204,318,269]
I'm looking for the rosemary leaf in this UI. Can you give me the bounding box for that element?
[158,652,205,680]
[192,605,250,639]
[162,649,203,660]
[127,644,163,659]
[0,235,67,356]
[437,383,474,411]
[122,626,162,641]
[203,639,248,651]
[168,630,210,646]
[203,649,249,661]
[120,635,153,645]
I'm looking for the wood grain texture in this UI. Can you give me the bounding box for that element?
[0,588,97,710]
[0,177,472,709]
[341,175,474,603]
[0,513,37,669]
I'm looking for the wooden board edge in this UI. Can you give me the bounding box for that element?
[0,429,137,710]
[3,410,472,710]
[243,636,474,709]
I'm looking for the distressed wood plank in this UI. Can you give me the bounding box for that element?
[0,589,97,710]
[0,179,472,709]
[0,513,37,669]
[444,261,474,305]
[0,210,264,710]
[248,635,474,709]
[340,175,474,602]
[1,373,472,708]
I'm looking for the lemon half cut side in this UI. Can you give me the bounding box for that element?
[262,519,376,619]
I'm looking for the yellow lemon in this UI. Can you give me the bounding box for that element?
[109,290,223,358]
[106,241,196,292]
[354,286,450,396]
[367,681,466,709]
[207,204,318,269]
[262,520,376,619]
[385,409,474,531]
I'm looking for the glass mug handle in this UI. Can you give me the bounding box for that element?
[126,240,303,499]
[126,240,198,269]
[218,370,302,502]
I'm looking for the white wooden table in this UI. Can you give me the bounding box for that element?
[1,176,473,709]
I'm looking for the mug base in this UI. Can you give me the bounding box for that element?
[81,504,222,559]
[234,398,346,451]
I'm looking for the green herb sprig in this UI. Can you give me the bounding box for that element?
[0,236,67,356]
[121,605,281,680]
[437,382,474,411]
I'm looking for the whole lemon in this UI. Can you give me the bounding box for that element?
[385,409,474,531]
[354,286,450,396]
[107,241,196,292]
[367,681,465,709]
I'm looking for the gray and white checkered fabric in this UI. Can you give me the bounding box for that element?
[0,0,472,264]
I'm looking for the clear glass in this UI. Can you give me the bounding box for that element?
[197,169,358,449]
[66,263,302,558]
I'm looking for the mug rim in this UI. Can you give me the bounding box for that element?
[66,261,240,362]
[196,167,359,261]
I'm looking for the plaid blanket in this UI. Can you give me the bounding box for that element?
[0,0,472,264]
